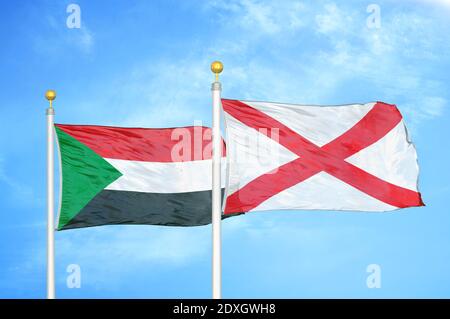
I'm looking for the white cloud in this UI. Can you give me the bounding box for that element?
[205,0,306,36]
[309,3,448,124]
[417,0,450,8]
[32,14,94,56]
[52,218,257,288]
[403,96,447,127]
[82,1,445,129]
[56,226,210,268]
[423,96,447,117]
[315,3,352,35]
[0,156,39,207]
[122,60,211,126]
[119,1,447,127]
[75,27,94,53]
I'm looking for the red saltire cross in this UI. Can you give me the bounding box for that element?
[222,99,424,214]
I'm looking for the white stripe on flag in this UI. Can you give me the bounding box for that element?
[105,158,226,193]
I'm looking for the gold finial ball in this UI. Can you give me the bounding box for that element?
[211,61,223,74]
[45,90,57,101]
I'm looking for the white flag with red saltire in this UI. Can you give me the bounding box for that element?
[222,99,424,215]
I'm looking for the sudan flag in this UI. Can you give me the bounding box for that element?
[55,124,226,230]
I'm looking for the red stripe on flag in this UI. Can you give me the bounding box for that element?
[55,124,226,162]
[222,99,424,213]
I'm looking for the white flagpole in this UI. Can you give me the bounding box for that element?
[45,90,56,299]
[211,61,223,299]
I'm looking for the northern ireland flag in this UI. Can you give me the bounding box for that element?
[55,124,226,230]
[222,99,424,214]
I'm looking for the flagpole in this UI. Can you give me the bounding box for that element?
[45,90,56,299]
[211,61,223,299]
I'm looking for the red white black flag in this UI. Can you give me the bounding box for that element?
[55,124,227,230]
[222,99,424,214]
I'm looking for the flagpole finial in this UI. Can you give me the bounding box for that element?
[211,61,223,82]
[45,90,56,108]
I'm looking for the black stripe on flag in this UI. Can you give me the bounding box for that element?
[60,189,239,230]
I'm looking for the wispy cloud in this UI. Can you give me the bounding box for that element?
[70,1,448,130]
[315,3,353,34]
[56,226,210,270]
[32,12,94,56]
[418,0,450,9]
[74,27,94,54]
[205,0,306,36]
[0,156,40,207]
[118,58,213,127]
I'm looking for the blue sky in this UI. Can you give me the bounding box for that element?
[1,0,450,298]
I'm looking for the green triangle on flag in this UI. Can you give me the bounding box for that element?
[55,126,122,230]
